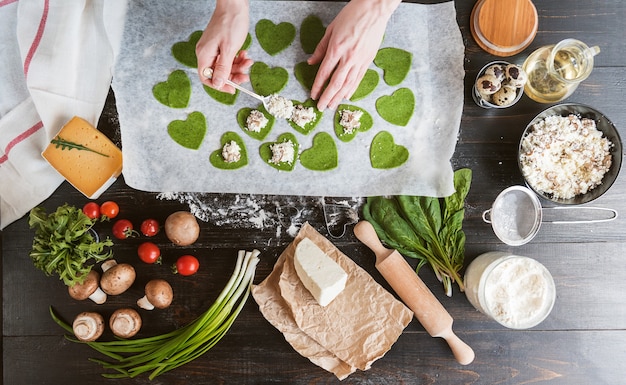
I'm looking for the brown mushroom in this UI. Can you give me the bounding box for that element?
[109,308,142,338]
[137,279,173,310]
[100,260,136,295]
[72,311,105,342]
[164,211,200,246]
[68,270,107,304]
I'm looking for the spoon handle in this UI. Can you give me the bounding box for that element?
[202,68,265,103]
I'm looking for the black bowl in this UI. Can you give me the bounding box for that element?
[518,103,622,205]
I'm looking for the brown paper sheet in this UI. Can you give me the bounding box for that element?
[252,223,413,380]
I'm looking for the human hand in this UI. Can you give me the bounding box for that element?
[308,0,401,110]
[196,0,253,93]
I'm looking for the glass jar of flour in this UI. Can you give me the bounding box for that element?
[464,251,556,329]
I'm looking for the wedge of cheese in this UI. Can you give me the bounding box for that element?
[42,116,122,198]
[294,237,348,306]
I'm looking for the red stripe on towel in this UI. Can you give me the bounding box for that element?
[0,121,44,165]
[23,0,49,78]
[0,0,19,7]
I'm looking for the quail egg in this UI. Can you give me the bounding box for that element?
[484,64,506,82]
[492,85,518,106]
[505,64,528,88]
[476,74,501,96]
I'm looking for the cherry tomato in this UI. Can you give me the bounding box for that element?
[137,242,161,264]
[112,219,136,239]
[100,201,120,219]
[140,219,160,237]
[174,255,199,276]
[82,202,101,219]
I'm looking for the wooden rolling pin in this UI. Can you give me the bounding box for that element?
[354,220,475,365]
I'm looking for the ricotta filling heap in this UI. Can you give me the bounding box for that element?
[290,104,316,128]
[520,114,613,199]
[245,110,269,132]
[221,140,242,163]
[269,140,295,164]
[339,109,363,134]
[266,94,294,119]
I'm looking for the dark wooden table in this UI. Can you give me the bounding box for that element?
[3,1,626,384]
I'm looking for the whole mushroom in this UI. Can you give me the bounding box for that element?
[73,311,105,342]
[165,211,200,246]
[100,260,136,295]
[137,279,174,310]
[68,270,107,304]
[109,308,142,338]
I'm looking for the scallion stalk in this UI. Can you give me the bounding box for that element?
[50,249,260,379]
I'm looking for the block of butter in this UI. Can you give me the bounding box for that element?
[42,116,123,199]
[294,237,348,306]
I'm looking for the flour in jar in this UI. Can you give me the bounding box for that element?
[484,257,555,329]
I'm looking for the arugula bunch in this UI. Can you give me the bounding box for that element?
[362,168,472,296]
[29,204,113,287]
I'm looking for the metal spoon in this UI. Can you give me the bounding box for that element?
[202,67,272,110]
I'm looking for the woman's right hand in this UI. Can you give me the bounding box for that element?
[196,0,253,93]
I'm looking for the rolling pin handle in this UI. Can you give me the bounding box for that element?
[436,329,475,365]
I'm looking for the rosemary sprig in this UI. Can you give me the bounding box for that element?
[51,136,110,157]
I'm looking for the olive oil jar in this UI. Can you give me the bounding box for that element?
[522,39,600,103]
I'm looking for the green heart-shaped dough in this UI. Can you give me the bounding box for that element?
[260,133,299,171]
[172,31,202,68]
[334,104,374,142]
[250,62,289,96]
[237,105,274,140]
[203,85,239,105]
[300,132,338,171]
[370,131,409,169]
[300,15,326,54]
[153,70,191,108]
[209,131,248,170]
[288,99,323,135]
[374,47,412,86]
[375,88,415,126]
[167,111,206,150]
[350,69,379,101]
[294,61,320,91]
[255,19,296,56]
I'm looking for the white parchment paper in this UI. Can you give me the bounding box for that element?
[112,0,464,197]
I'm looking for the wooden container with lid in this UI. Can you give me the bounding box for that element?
[471,0,538,57]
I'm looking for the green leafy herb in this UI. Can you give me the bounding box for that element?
[50,250,260,379]
[51,136,110,157]
[362,168,472,296]
[29,204,113,286]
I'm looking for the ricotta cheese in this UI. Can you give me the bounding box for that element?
[245,110,268,133]
[266,94,294,119]
[221,140,242,163]
[520,114,613,199]
[290,104,316,128]
[339,109,363,134]
[294,237,348,306]
[269,140,295,164]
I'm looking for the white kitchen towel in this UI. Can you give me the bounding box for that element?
[0,0,127,230]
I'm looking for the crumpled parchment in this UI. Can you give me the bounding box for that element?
[252,223,413,379]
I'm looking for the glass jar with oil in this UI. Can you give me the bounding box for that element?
[522,39,600,103]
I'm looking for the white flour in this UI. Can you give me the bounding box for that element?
[157,192,362,238]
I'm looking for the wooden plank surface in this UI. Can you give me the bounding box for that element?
[3,0,626,384]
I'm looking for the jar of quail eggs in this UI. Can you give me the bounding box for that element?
[473,61,528,109]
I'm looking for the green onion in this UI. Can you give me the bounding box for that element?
[50,249,260,379]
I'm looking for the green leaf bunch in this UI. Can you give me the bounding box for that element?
[362,168,472,296]
[28,204,113,287]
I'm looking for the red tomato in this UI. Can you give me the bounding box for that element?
[112,219,136,239]
[82,202,101,219]
[140,219,160,237]
[137,242,161,264]
[174,255,199,276]
[100,201,120,219]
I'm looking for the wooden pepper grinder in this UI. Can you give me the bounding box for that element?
[470,0,538,57]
